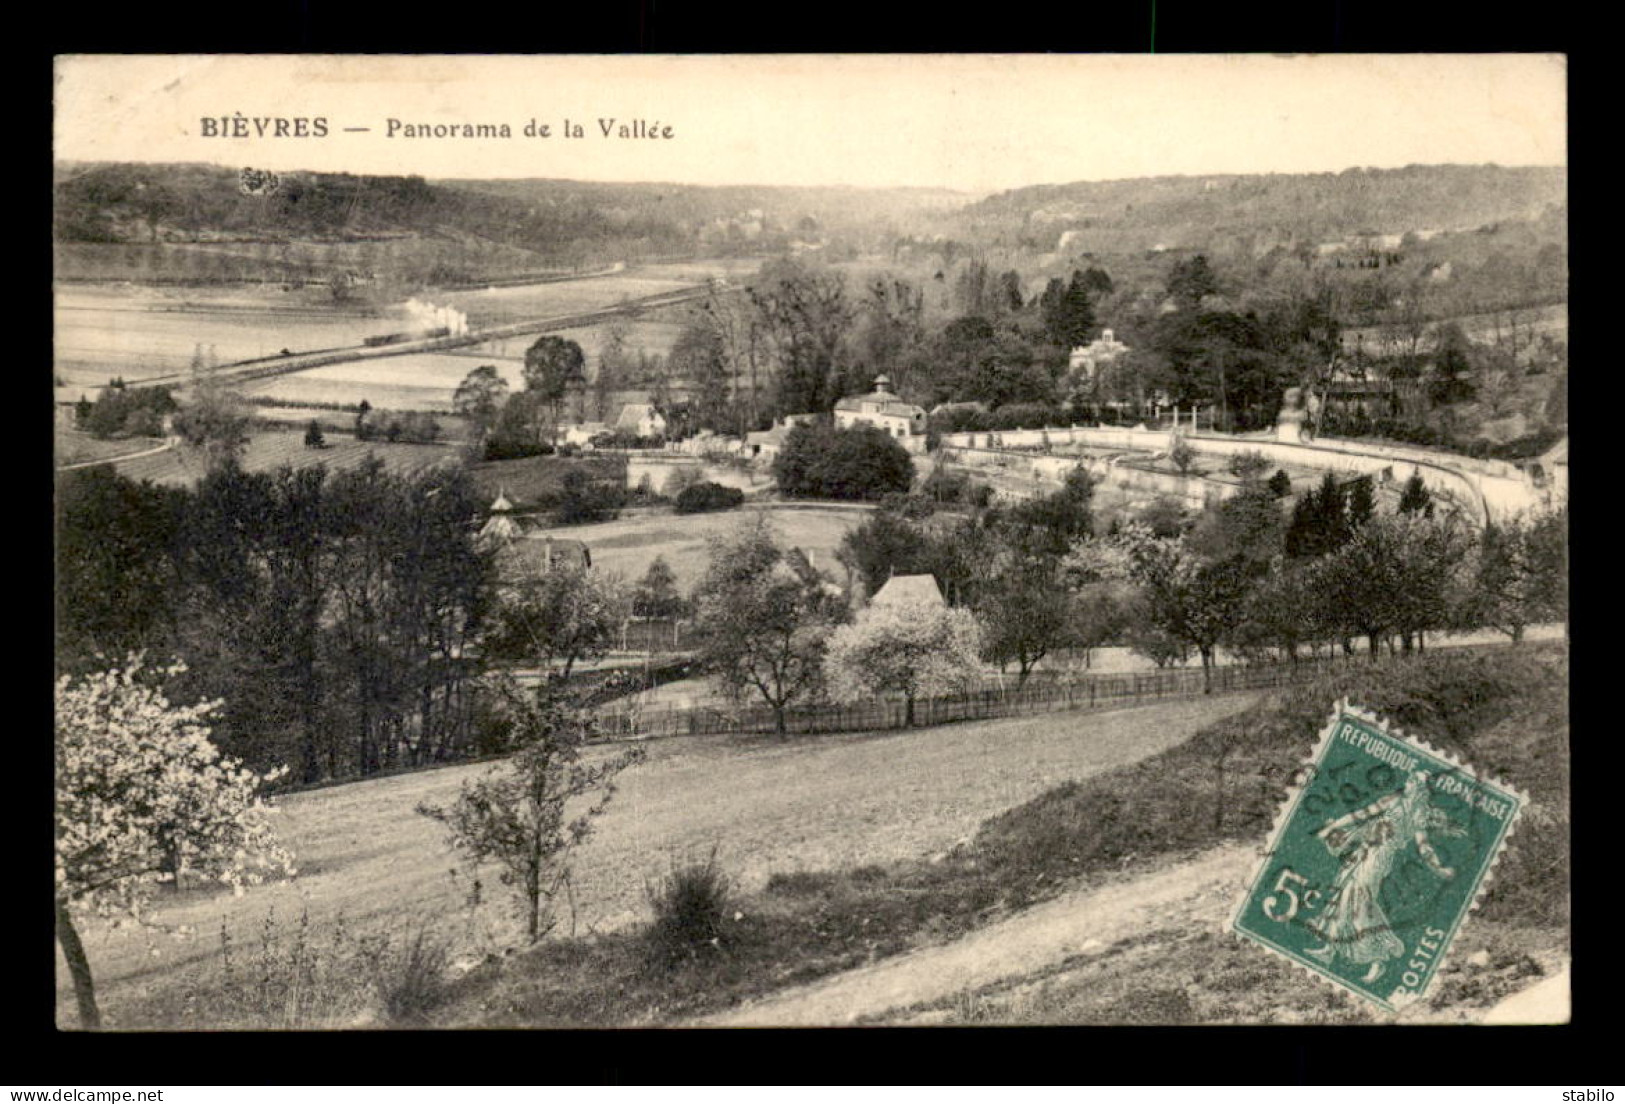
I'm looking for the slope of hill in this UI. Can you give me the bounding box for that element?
[52,162,971,278]
[952,164,1567,256]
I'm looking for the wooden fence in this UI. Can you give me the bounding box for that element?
[590,650,1392,741]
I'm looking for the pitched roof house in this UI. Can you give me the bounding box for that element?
[615,403,667,438]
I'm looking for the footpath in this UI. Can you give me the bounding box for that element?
[697,841,1567,1027]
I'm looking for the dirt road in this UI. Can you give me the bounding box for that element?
[699,840,1566,1027]
[700,844,1258,1026]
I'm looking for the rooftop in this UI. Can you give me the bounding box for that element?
[870,573,945,608]
[834,375,925,418]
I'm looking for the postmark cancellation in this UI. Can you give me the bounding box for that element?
[1233,700,1526,1012]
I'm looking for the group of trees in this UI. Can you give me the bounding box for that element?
[1067,470,1568,685]
[353,400,442,444]
[826,456,1566,699]
[57,460,494,783]
[684,472,1117,734]
[835,467,1118,685]
[657,258,1110,438]
[453,336,589,461]
[1074,257,1346,432]
[660,251,1352,442]
[74,382,177,439]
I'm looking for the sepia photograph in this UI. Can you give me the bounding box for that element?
[52,53,1568,1032]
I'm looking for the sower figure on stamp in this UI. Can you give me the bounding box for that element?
[1305,770,1462,982]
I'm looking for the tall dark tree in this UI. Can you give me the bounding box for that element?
[747,260,853,416]
[453,365,510,446]
[1345,476,1377,530]
[1168,254,1220,309]
[667,319,730,433]
[55,467,182,668]
[1397,472,1435,517]
[838,509,933,598]
[1042,270,1097,349]
[998,269,1025,313]
[1427,323,1477,408]
[523,336,587,445]
[1285,472,1352,559]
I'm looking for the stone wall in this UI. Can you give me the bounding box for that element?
[938,424,1538,524]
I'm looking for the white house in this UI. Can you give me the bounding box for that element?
[746,413,817,464]
[615,403,667,438]
[833,375,927,452]
[1067,329,1130,383]
[560,420,608,447]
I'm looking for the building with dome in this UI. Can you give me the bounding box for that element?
[832,375,927,453]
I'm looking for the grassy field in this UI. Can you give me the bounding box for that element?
[525,505,871,592]
[435,272,698,329]
[64,644,1563,1028]
[450,644,1563,1028]
[110,429,459,486]
[63,693,1258,1028]
[466,453,627,510]
[54,425,166,467]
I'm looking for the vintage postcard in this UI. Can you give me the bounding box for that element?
[53,54,1567,1031]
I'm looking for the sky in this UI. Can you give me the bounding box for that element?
[54,54,1566,194]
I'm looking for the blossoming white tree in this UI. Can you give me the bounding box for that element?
[55,661,295,1029]
[824,596,984,726]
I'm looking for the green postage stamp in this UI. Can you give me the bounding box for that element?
[1233,700,1526,1012]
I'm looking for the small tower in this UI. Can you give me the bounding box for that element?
[478,488,522,545]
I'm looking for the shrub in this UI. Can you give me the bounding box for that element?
[373,923,452,1026]
[665,464,705,497]
[644,850,735,971]
[772,423,915,501]
[674,480,744,514]
[554,469,623,524]
[177,910,450,1030]
[1227,450,1271,480]
[1168,436,1199,475]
